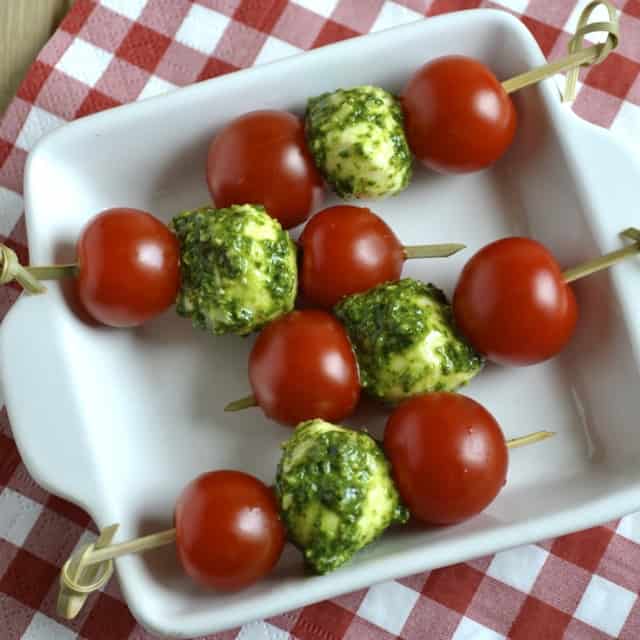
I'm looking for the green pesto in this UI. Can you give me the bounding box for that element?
[305,85,412,199]
[334,278,484,402]
[170,204,297,336]
[276,419,408,575]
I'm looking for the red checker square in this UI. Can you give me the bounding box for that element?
[0,139,12,170]
[0,593,36,640]
[0,98,30,146]
[332,587,368,613]
[0,539,19,578]
[197,57,239,82]
[36,69,91,121]
[551,526,615,573]
[583,52,640,99]
[548,31,573,64]
[233,0,289,33]
[332,0,386,33]
[155,41,209,86]
[627,71,640,105]
[572,84,624,129]
[617,15,640,64]
[626,0,640,19]
[80,592,138,640]
[194,0,242,16]
[521,16,563,57]
[524,0,576,29]
[0,432,20,487]
[139,0,193,38]
[95,58,150,103]
[422,563,484,614]
[596,533,640,593]
[619,597,640,640]
[116,23,172,74]
[80,4,133,53]
[563,618,615,640]
[38,30,74,67]
[428,0,482,16]
[22,508,85,566]
[0,146,27,194]
[394,0,429,13]
[509,596,572,640]
[7,462,49,506]
[292,600,356,640]
[266,609,301,632]
[344,616,397,640]
[0,549,58,610]
[214,20,268,68]
[273,4,327,50]
[312,19,360,49]
[46,495,93,530]
[0,406,12,437]
[400,594,461,638]
[16,61,54,103]
[60,0,96,35]
[76,89,122,118]
[466,575,527,636]
[397,571,429,593]
[0,286,20,323]
[531,552,591,614]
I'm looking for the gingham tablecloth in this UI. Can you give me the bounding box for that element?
[1,1,640,638]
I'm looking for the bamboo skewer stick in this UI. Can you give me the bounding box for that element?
[403,243,465,259]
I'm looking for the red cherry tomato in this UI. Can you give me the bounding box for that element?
[299,205,405,308]
[384,392,508,525]
[402,56,517,173]
[175,470,285,591]
[207,110,324,229]
[76,208,180,328]
[249,310,360,426]
[453,237,578,366]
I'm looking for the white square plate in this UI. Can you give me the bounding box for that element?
[4,9,640,638]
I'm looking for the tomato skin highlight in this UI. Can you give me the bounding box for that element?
[299,205,405,309]
[76,208,180,328]
[384,392,508,525]
[175,470,285,591]
[249,310,360,426]
[207,110,324,229]
[453,237,578,366]
[402,55,517,174]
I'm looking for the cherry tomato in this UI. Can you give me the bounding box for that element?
[299,205,405,308]
[175,470,285,591]
[207,110,324,229]
[249,310,360,426]
[384,392,508,525]
[402,56,517,173]
[453,237,578,366]
[76,208,180,328]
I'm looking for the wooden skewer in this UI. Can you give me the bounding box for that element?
[501,1,618,101]
[403,243,465,259]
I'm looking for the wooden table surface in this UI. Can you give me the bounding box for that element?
[0,0,73,115]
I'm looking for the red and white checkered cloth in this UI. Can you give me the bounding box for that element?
[1,1,640,638]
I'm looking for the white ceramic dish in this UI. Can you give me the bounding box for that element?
[3,8,640,638]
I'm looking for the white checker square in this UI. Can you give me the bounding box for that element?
[0,187,24,237]
[452,616,506,640]
[15,105,67,151]
[486,545,548,593]
[175,4,230,55]
[255,36,303,66]
[488,0,528,14]
[574,574,636,637]
[22,612,76,640]
[563,1,614,45]
[237,620,290,640]
[0,488,44,547]
[100,0,147,21]
[138,75,178,101]
[357,580,420,635]
[291,0,340,18]
[56,38,114,87]
[616,511,640,545]
[371,1,423,33]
